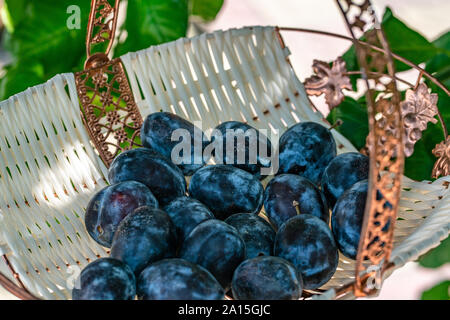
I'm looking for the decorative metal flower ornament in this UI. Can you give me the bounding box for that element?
[304,57,352,109]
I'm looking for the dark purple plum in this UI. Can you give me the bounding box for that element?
[108,148,186,206]
[212,121,272,179]
[110,206,177,275]
[84,181,158,247]
[263,174,329,230]
[278,121,336,184]
[137,259,224,300]
[179,219,246,289]
[72,258,135,300]
[331,179,368,259]
[188,165,264,220]
[231,256,303,300]
[224,213,275,259]
[274,214,338,290]
[163,196,214,244]
[321,152,369,209]
[141,112,210,176]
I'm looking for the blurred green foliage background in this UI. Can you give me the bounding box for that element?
[0,0,224,100]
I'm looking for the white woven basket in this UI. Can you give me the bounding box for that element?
[0,26,448,300]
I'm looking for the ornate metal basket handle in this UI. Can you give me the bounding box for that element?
[335,0,405,297]
[75,0,143,167]
[85,0,120,68]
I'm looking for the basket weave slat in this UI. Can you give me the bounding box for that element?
[0,26,448,299]
[0,74,109,299]
[121,27,357,153]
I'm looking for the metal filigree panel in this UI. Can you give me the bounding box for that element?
[336,0,405,297]
[86,0,120,61]
[75,58,143,166]
[75,0,142,167]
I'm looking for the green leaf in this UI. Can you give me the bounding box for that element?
[341,45,358,91]
[421,281,450,300]
[0,1,90,99]
[381,7,437,72]
[115,0,189,57]
[0,0,27,33]
[4,1,89,68]
[404,121,444,181]
[419,236,450,269]
[326,97,369,150]
[426,31,450,84]
[190,0,224,21]
[407,32,450,181]
[433,31,450,50]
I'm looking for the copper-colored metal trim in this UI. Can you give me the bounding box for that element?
[278,26,448,140]
[332,261,396,300]
[0,255,39,300]
[0,271,38,300]
[75,57,143,167]
[344,71,415,87]
[335,0,405,297]
[85,0,121,64]
[278,27,450,96]
[79,0,143,167]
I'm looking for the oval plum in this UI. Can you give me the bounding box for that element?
[331,179,368,259]
[141,112,210,176]
[212,121,272,179]
[224,213,275,259]
[179,219,246,289]
[72,258,135,300]
[189,165,264,220]
[108,148,186,206]
[85,180,158,247]
[278,121,336,184]
[274,214,339,290]
[137,258,224,300]
[163,196,214,244]
[321,152,369,209]
[110,206,177,275]
[264,173,329,230]
[231,256,303,300]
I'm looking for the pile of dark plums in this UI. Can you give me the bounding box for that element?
[73,111,372,300]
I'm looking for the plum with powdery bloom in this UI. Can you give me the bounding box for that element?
[278,121,336,184]
[189,165,264,220]
[84,180,158,247]
[212,121,272,179]
[321,152,369,209]
[263,174,329,230]
[108,148,186,206]
[180,219,246,290]
[231,256,303,300]
[163,196,215,244]
[331,179,369,259]
[72,258,136,300]
[141,112,210,176]
[224,213,276,259]
[137,258,224,300]
[110,206,177,275]
[274,214,339,290]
